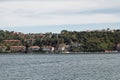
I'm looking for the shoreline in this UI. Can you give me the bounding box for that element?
[0,52,119,55]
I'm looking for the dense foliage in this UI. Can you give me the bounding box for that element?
[0,29,120,52]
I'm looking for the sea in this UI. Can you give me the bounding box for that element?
[0,53,120,80]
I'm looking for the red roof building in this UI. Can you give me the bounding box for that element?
[28,46,40,51]
[3,40,21,44]
[10,46,26,52]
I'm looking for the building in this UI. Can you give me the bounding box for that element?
[28,46,40,52]
[42,46,54,52]
[70,42,82,48]
[10,46,26,52]
[0,46,7,52]
[3,40,21,46]
[3,40,21,44]
[58,43,66,52]
[117,43,120,52]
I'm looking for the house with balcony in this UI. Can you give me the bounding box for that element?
[3,40,21,46]
[3,40,21,44]
[28,46,40,52]
[10,46,26,52]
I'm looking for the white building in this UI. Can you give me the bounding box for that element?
[117,43,120,52]
[58,44,66,52]
[42,46,54,52]
[0,46,7,52]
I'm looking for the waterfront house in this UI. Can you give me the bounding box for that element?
[58,43,66,52]
[71,42,82,48]
[117,43,120,52]
[0,46,7,52]
[42,46,54,52]
[10,46,26,52]
[105,50,112,53]
[28,46,40,52]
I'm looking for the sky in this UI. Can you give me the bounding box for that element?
[0,0,120,33]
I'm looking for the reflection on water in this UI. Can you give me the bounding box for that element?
[0,53,120,80]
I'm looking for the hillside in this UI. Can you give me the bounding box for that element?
[0,29,120,52]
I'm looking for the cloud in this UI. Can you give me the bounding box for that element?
[0,0,120,27]
[79,8,120,15]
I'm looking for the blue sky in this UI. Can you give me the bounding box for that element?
[0,0,120,33]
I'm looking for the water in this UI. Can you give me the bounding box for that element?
[0,53,120,80]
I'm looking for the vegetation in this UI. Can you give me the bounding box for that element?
[0,28,120,52]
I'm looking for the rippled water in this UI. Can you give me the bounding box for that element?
[0,53,120,80]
